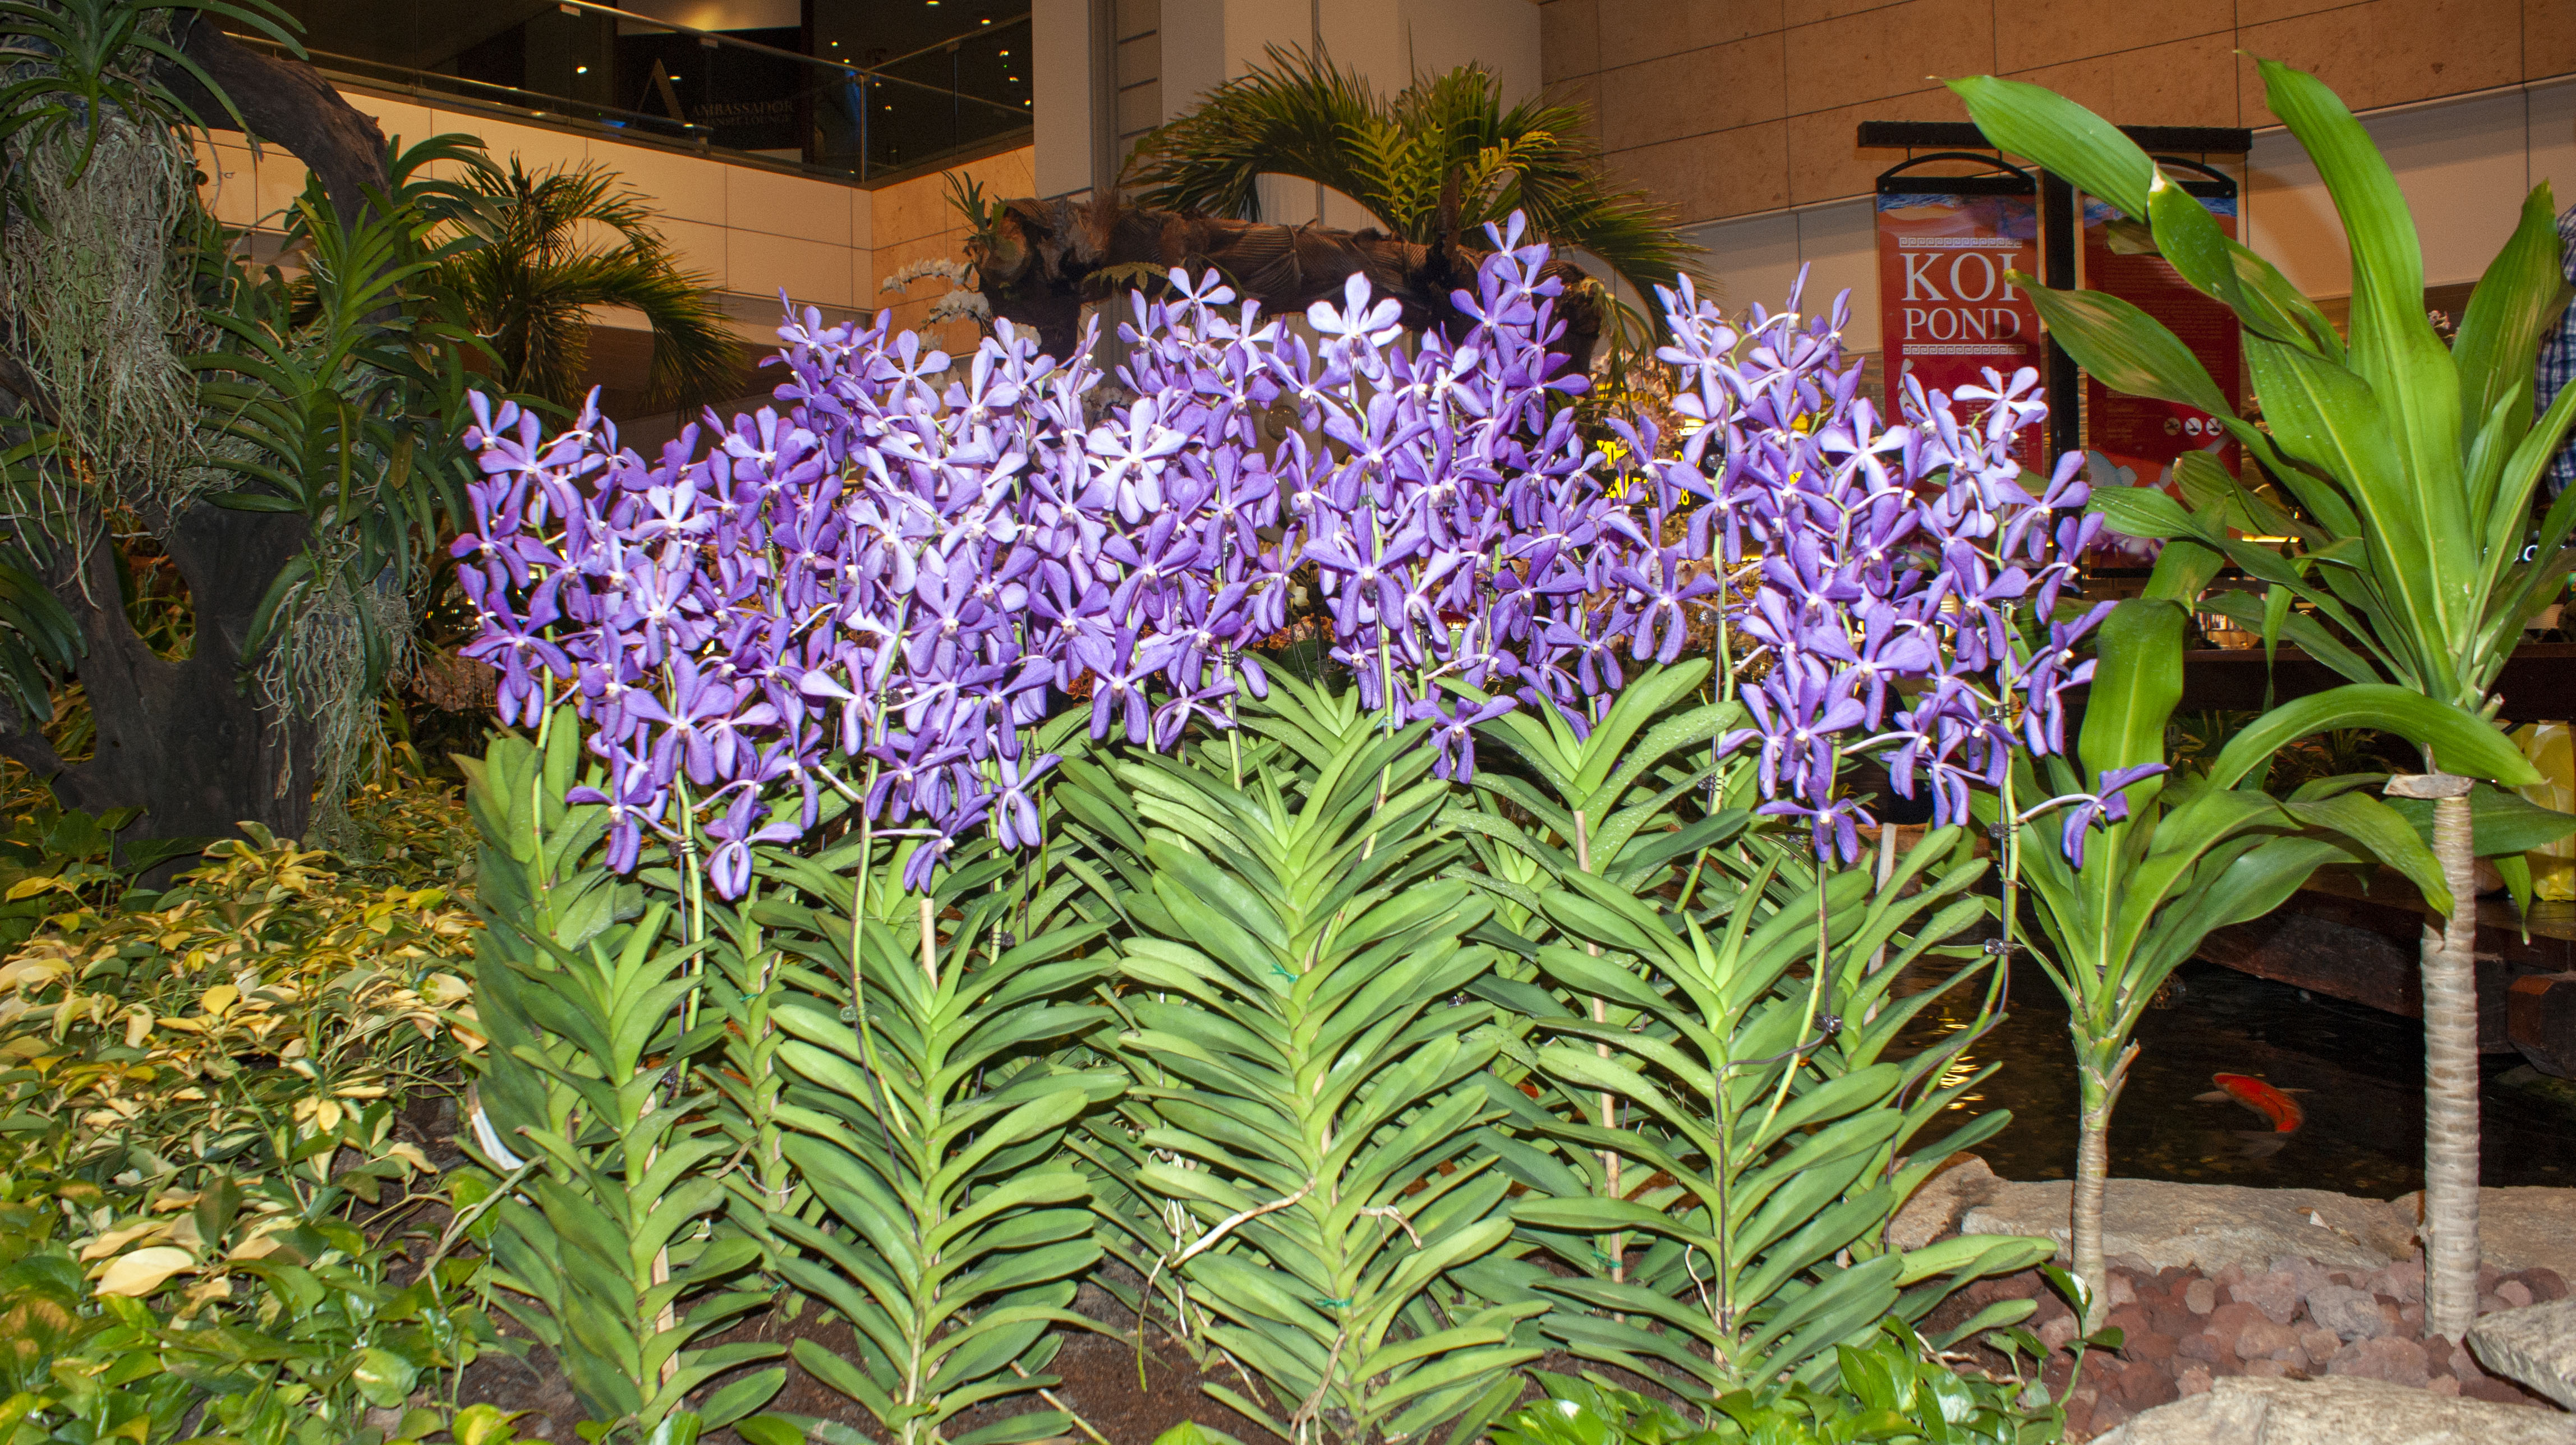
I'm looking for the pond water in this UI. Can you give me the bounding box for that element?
[1893,955,2575,1197]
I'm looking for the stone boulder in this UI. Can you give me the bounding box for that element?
[1887,1153,2003,1251]
[2387,1189,2576,1282]
[1957,1179,2418,1274]
[2471,1299,2576,1412]
[2095,1375,2576,1444]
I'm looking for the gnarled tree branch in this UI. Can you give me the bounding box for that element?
[970,196,1604,371]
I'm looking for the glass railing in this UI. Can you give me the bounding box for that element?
[241,0,1032,185]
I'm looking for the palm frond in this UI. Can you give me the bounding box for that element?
[434,156,741,412]
[1128,45,1699,307]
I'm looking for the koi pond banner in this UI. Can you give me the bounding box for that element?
[2081,178,2244,568]
[1875,171,2044,470]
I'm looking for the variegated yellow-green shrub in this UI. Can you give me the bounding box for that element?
[0,822,514,1444]
[0,824,479,1189]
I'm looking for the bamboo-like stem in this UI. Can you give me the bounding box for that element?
[2070,1041,2135,1332]
[1575,808,1623,1283]
[2416,777,2482,1340]
[1865,820,1896,1024]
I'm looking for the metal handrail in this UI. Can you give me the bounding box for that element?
[271,42,712,136]
[241,3,1035,184]
[257,31,1029,125]
[530,0,1031,90]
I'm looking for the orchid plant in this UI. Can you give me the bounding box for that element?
[447,211,2307,1438]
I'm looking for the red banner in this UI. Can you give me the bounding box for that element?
[2082,186,2244,567]
[1875,182,2044,470]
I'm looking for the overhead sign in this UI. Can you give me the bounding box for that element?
[1875,155,2045,471]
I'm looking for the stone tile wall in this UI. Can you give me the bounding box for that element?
[1541,0,2576,227]
[195,85,1034,407]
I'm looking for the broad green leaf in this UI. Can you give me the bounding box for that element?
[2203,685,2538,789]
[1949,76,2152,215]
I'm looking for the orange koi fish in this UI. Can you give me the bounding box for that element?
[2197,1073,2306,1157]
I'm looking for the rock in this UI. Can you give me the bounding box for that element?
[2469,1298,2576,1410]
[2502,1281,2538,1309]
[2246,1357,2299,1378]
[2094,1375,2576,1445]
[1958,1180,2416,1275]
[2329,1336,2432,1388]
[2235,1271,2303,1326]
[2311,1284,2394,1341]
[2376,1260,2427,1305]
[2302,1327,2345,1361]
[2117,1359,2176,1407]
[2039,1314,2078,1352]
[2176,1363,2214,1396]
[2276,1254,2342,1302]
[2109,1272,2140,1309]
[2128,1329,2179,1362]
[2528,1270,2570,1303]
[1887,1152,2002,1251]
[2178,1332,2224,1364]
[2386,1189,2576,1281]
[2209,1301,2265,1356]
[2241,1318,2306,1363]
[2186,1278,2219,1314]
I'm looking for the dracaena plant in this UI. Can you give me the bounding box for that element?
[1981,586,2535,1324]
[1068,677,1543,1445]
[1949,60,2572,1336]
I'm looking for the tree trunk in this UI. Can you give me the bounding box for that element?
[969,196,1604,371]
[2070,1041,2135,1333]
[0,503,318,860]
[0,21,389,860]
[2400,772,2482,1340]
[165,18,393,236]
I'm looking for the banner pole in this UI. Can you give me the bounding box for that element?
[2041,170,2081,470]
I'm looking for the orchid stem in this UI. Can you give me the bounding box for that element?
[1574,807,1623,1285]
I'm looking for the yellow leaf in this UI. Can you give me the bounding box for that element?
[228,1218,294,1260]
[200,984,238,1017]
[80,1219,171,1260]
[182,1276,233,1306]
[95,1246,196,1296]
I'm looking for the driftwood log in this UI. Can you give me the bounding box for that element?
[969,196,1606,371]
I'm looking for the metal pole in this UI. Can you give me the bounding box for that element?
[2041,169,2081,467]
